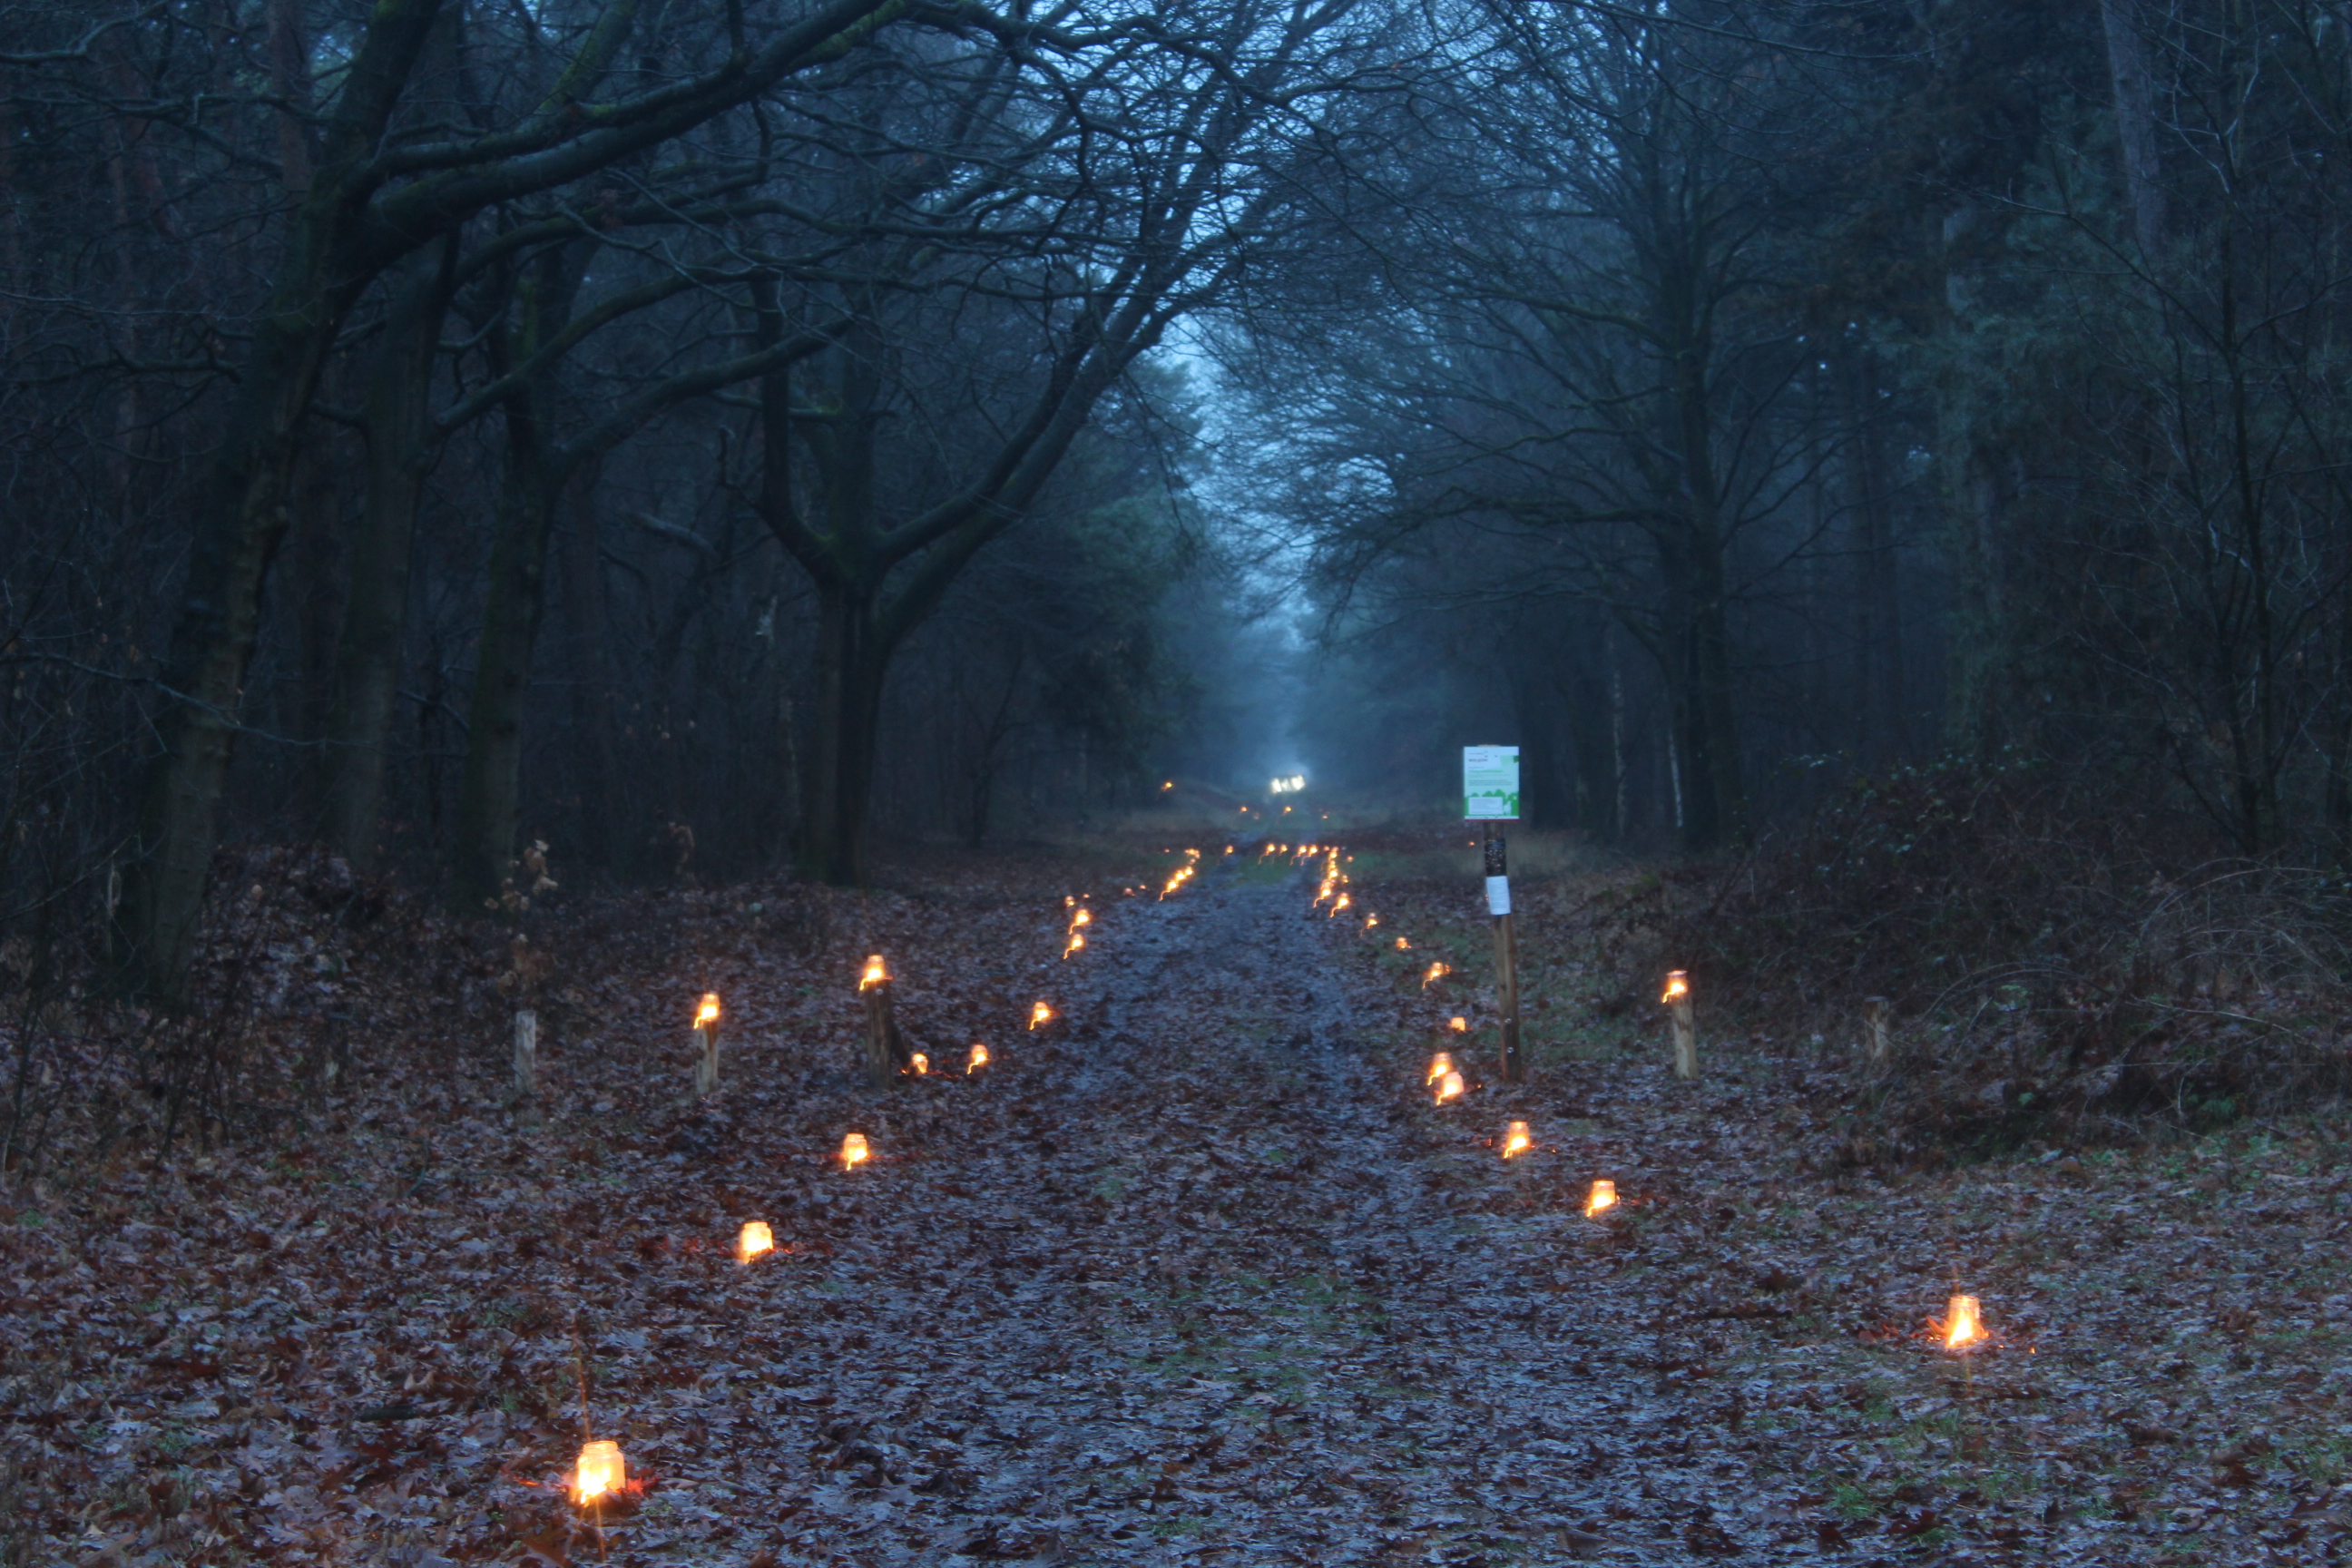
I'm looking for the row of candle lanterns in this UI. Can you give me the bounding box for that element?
[575,877,1128,1508]
[1338,844,1635,1233]
[1337,839,1997,1359]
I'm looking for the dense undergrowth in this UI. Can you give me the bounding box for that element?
[1601,758,2352,1160]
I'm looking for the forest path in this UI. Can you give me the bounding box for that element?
[744,863,1749,1566]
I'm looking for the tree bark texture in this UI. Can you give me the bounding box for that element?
[113,0,448,997]
[116,0,451,1001]
[321,240,455,869]
[2099,0,2168,255]
[450,249,587,906]
[113,0,913,997]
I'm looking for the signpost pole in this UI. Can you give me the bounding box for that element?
[1485,825,1523,1084]
[1464,745,1525,1086]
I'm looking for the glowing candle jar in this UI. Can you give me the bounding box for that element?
[738,1220,774,1262]
[572,1439,626,1505]
[1435,1069,1465,1104]
[967,1043,990,1073]
[1945,1294,1986,1350]
[1502,1121,1531,1160]
[840,1132,870,1169]
[908,1053,929,1076]
[1395,936,1410,951]
[859,956,889,991]
[1426,1051,1455,1084]
[1028,1002,1054,1030]
[1422,962,1450,989]
[1448,1016,1467,1034]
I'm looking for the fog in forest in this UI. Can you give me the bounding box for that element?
[20,0,2338,955]
[9,3,2352,1560]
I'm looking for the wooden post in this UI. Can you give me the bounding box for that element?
[692,1014,720,1095]
[513,1008,538,1095]
[1664,971,1698,1080]
[860,958,901,1092]
[1863,995,1890,1065]
[1485,826,1524,1084]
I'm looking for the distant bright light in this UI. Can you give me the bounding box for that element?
[1269,774,1307,794]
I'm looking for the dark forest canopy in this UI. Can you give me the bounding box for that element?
[4,0,2350,1000]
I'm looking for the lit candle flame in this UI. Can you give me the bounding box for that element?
[694,993,720,1028]
[1422,962,1450,989]
[738,1220,774,1261]
[1072,907,1092,926]
[1502,1120,1531,1159]
[572,1439,625,1505]
[1661,970,1690,1005]
[1029,1001,1053,1029]
[909,1053,928,1075]
[967,1042,990,1073]
[1586,1180,1618,1217]
[1435,1069,1465,1104]
[1395,936,1410,950]
[1426,1051,1454,1084]
[860,956,889,991]
[1329,893,1351,916]
[840,1132,869,1168]
[1063,931,1086,957]
[1448,1016,1467,1033]
[1365,914,1378,929]
[1945,1294,1985,1350]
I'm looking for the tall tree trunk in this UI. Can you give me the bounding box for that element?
[558,466,621,870]
[449,245,591,906]
[2099,0,2167,255]
[1664,333,1747,851]
[451,421,560,906]
[111,0,448,1001]
[1504,639,1567,829]
[320,240,454,869]
[1840,342,1906,763]
[1561,625,1619,842]
[800,581,891,885]
[1935,203,2009,755]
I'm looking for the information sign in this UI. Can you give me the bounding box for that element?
[1463,745,1520,820]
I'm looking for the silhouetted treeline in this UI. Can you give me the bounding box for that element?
[5,0,2349,1021]
[1224,0,2352,859]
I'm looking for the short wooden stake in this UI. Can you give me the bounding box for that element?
[1663,972,1697,1080]
[860,962,904,1092]
[693,1016,720,1096]
[1862,995,1890,1064]
[513,1009,539,1095]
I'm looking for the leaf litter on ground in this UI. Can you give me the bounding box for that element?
[4,834,2349,1565]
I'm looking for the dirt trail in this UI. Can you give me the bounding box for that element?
[738,863,1727,1566]
[13,847,2344,1565]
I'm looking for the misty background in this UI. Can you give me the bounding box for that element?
[1,0,2341,999]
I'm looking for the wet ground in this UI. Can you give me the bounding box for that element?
[14,849,2341,1566]
[698,863,1794,1565]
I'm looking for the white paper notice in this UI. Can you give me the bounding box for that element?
[1485,876,1510,916]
